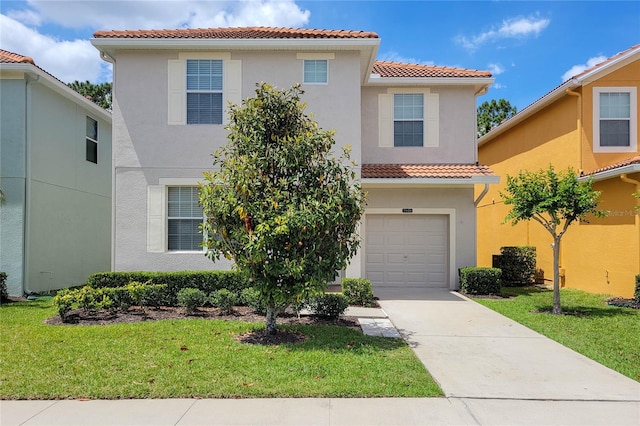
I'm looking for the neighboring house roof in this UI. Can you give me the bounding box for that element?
[581,156,640,182]
[0,49,111,122]
[93,27,379,39]
[372,61,491,79]
[362,163,498,184]
[0,49,35,64]
[478,43,640,146]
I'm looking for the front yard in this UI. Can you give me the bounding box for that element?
[0,299,441,399]
[473,287,640,382]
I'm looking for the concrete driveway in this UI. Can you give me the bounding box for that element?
[376,287,640,423]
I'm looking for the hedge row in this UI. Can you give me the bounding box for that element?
[0,272,7,303]
[495,246,536,287]
[460,267,502,295]
[635,275,640,304]
[86,271,249,305]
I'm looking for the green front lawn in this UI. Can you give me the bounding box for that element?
[473,287,640,382]
[0,299,441,399]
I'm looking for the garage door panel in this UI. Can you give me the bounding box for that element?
[366,214,448,288]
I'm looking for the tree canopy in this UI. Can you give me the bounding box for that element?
[67,80,112,110]
[200,83,366,334]
[477,99,517,137]
[501,165,606,313]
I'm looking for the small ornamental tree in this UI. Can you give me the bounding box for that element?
[200,83,365,334]
[501,165,606,314]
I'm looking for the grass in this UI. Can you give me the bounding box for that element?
[472,286,640,382]
[0,299,442,399]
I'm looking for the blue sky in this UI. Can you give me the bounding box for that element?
[1,1,638,111]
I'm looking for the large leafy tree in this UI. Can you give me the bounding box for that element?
[477,99,517,137]
[67,80,112,110]
[501,165,606,314]
[200,83,366,334]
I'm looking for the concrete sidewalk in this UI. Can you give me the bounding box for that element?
[2,289,639,425]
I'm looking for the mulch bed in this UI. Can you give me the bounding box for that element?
[44,306,362,345]
[607,297,640,309]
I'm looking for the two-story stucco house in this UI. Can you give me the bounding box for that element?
[477,44,640,298]
[0,50,112,297]
[91,27,497,290]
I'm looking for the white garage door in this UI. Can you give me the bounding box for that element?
[365,214,448,288]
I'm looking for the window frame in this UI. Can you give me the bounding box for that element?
[185,59,224,125]
[166,186,205,252]
[393,93,425,147]
[85,116,98,164]
[593,86,637,153]
[303,59,329,85]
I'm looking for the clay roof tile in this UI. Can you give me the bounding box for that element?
[362,163,495,179]
[93,26,378,39]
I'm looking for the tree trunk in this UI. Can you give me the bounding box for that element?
[552,236,562,314]
[265,304,278,335]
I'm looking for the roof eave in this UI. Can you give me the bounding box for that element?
[362,176,500,187]
[366,76,494,88]
[579,164,640,182]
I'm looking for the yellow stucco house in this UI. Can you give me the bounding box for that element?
[477,44,640,298]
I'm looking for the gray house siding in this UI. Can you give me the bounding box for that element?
[0,70,112,296]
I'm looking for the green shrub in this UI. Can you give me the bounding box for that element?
[240,287,266,315]
[53,289,75,321]
[342,278,375,307]
[635,275,640,304]
[101,287,133,311]
[177,288,206,313]
[306,293,348,319]
[0,272,8,303]
[498,246,536,287]
[86,271,249,305]
[142,284,169,309]
[209,289,238,314]
[460,267,502,295]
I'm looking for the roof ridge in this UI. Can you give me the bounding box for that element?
[93,26,379,39]
[571,43,640,80]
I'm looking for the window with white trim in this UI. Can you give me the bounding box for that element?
[593,87,637,152]
[303,59,328,84]
[167,187,204,251]
[86,116,98,163]
[186,59,223,124]
[394,93,424,147]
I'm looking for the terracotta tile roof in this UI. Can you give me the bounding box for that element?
[362,163,495,179]
[0,49,35,65]
[373,61,492,78]
[93,26,378,39]
[572,43,640,80]
[583,156,640,176]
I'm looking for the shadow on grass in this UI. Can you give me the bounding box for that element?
[500,285,550,298]
[533,305,638,318]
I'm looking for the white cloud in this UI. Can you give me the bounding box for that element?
[492,83,505,89]
[378,51,434,66]
[561,55,607,81]
[0,14,109,83]
[487,63,504,75]
[1,0,311,83]
[456,16,550,51]
[17,0,310,30]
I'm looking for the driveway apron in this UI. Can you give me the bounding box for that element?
[375,288,640,401]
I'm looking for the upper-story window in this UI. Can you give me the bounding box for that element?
[186,59,223,124]
[303,59,328,84]
[394,94,424,147]
[168,53,241,126]
[593,87,637,153]
[86,116,98,163]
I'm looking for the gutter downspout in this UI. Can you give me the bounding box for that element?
[620,173,640,276]
[100,51,116,272]
[565,88,583,173]
[23,73,39,296]
[474,183,490,207]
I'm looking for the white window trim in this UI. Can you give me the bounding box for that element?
[297,53,334,85]
[378,88,439,148]
[593,86,637,153]
[168,53,241,126]
[148,178,206,253]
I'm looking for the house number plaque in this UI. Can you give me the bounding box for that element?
[402,208,413,213]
